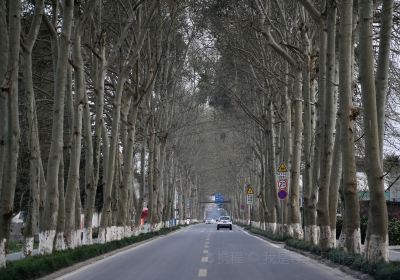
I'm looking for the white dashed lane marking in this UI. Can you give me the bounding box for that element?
[198,268,207,277]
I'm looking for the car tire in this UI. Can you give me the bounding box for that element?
[229,226,232,230]
[217,226,220,230]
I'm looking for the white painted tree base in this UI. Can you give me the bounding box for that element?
[98,227,106,244]
[141,224,150,234]
[275,224,283,236]
[329,228,337,248]
[55,231,66,251]
[133,227,140,236]
[338,231,346,249]
[115,227,122,240]
[338,228,361,254]
[151,223,162,232]
[349,228,361,254]
[0,238,6,268]
[64,231,75,249]
[75,230,82,247]
[39,230,56,254]
[319,226,332,249]
[266,222,277,234]
[107,226,114,241]
[251,221,262,229]
[23,237,34,256]
[364,234,389,262]
[282,224,288,236]
[304,225,318,245]
[124,226,132,238]
[286,223,303,239]
[82,227,93,245]
[98,226,125,243]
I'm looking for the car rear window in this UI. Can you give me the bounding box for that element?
[220,217,230,221]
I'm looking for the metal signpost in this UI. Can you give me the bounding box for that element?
[246,185,254,228]
[277,163,288,236]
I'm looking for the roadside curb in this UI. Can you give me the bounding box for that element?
[284,245,373,280]
[235,223,286,245]
[38,225,189,280]
[237,224,372,280]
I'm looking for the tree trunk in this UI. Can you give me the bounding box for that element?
[54,153,65,251]
[287,70,303,240]
[157,136,167,225]
[117,100,139,235]
[337,0,361,254]
[328,121,342,248]
[302,42,315,244]
[266,102,278,234]
[75,189,82,246]
[21,0,45,256]
[359,0,389,263]
[376,0,393,160]
[83,40,106,244]
[0,0,8,198]
[147,115,156,225]
[64,33,85,249]
[152,139,161,227]
[317,0,337,250]
[82,88,94,244]
[307,5,328,246]
[0,0,8,87]
[55,60,73,252]
[136,134,147,226]
[40,0,74,255]
[99,71,127,243]
[282,66,292,232]
[0,0,8,204]
[0,0,21,268]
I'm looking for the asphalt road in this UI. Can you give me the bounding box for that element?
[56,224,357,280]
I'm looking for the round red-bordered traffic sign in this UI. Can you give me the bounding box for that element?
[278,189,287,200]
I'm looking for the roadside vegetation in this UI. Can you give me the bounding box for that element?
[286,239,400,280]
[0,226,184,280]
[241,223,400,280]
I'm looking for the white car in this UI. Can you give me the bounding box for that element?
[217,216,232,230]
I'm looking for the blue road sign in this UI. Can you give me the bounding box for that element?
[214,192,224,203]
[278,189,287,200]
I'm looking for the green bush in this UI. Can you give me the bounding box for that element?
[286,238,400,279]
[6,241,23,253]
[389,219,400,246]
[0,226,183,280]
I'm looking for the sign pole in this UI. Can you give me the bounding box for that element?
[277,163,289,237]
[249,205,252,229]
[281,199,283,238]
[245,185,254,228]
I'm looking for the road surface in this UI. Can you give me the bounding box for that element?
[55,224,357,280]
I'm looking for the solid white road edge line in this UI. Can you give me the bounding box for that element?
[236,225,280,248]
[54,227,189,280]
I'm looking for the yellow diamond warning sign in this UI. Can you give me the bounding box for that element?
[278,163,288,173]
[246,186,254,195]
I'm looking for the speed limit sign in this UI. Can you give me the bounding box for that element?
[278,179,288,190]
